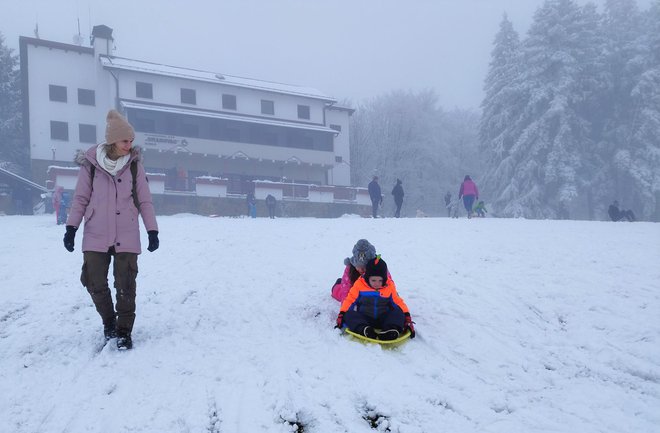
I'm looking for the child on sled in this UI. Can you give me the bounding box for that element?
[331,239,392,302]
[335,256,415,340]
[473,200,487,217]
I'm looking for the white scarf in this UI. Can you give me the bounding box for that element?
[96,144,130,176]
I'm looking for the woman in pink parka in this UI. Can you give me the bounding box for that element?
[458,175,479,219]
[63,109,159,350]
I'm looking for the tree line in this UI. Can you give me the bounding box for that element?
[0,32,23,171]
[350,0,660,220]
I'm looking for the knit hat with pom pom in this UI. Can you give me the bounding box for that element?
[363,255,388,284]
[105,109,135,144]
[347,239,377,268]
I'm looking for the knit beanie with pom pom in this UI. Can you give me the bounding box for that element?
[105,109,135,144]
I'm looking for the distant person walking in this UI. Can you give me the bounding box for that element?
[368,175,382,218]
[246,192,257,218]
[265,194,277,219]
[53,186,64,224]
[59,191,72,225]
[444,191,452,217]
[608,200,636,222]
[458,175,479,219]
[391,179,404,218]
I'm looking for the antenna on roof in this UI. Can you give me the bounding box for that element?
[88,6,93,46]
[73,17,84,45]
[33,16,39,39]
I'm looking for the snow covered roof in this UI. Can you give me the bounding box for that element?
[101,56,335,102]
[327,103,355,114]
[120,101,338,134]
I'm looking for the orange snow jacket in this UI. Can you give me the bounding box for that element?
[340,276,410,319]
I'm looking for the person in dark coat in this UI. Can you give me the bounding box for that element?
[444,191,452,217]
[246,192,257,218]
[265,194,276,219]
[368,176,382,218]
[59,191,71,225]
[391,179,404,218]
[608,200,636,222]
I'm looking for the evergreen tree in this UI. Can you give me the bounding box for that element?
[493,0,600,218]
[479,14,521,161]
[617,1,660,220]
[596,0,660,221]
[479,0,659,220]
[479,14,524,213]
[569,2,608,218]
[597,0,645,215]
[0,32,23,166]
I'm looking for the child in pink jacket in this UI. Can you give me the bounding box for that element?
[331,239,392,302]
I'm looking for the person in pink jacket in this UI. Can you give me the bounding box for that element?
[63,109,159,350]
[331,239,393,302]
[458,175,479,219]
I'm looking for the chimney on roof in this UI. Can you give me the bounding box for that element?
[91,25,114,56]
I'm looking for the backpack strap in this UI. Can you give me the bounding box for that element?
[89,164,96,193]
[130,160,140,212]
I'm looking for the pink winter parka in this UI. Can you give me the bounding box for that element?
[67,145,158,254]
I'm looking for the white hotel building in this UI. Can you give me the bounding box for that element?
[20,25,361,209]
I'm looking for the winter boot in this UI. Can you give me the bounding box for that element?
[359,326,378,339]
[377,328,400,341]
[103,320,117,341]
[116,332,133,350]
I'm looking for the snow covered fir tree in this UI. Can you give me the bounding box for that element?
[0,31,23,166]
[479,0,660,220]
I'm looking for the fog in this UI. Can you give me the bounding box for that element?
[2,0,650,109]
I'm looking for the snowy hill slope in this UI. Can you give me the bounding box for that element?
[1,215,659,433]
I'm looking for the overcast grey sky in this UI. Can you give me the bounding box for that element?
[1,0,653,109]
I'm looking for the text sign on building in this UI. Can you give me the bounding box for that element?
[144,134,188,147]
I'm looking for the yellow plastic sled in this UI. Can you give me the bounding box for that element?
[344,328,412,347]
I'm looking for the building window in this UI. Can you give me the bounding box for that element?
[163,114,178,135]
[251,125,278,146]
[261,100,275,115]
[79,124,97,143]
[181,123,199,137]
[181,88,196,105]
[77,89,95,106]
[134,117,155,133]
[287,130,314,148]
[49,85,67,102]
[330,124,342,133]
[225,128,240,142]
[136,81,153,99]
[335,156,343,163]
[50,121,69,141]
[297,104,310,120]
[222,94,237,110]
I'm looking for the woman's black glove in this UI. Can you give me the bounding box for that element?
[63,225,77,252]
[147,230,159,252]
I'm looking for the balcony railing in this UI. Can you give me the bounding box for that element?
[48,166,370,205]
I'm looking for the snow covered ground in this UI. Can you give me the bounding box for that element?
[1,214,659,433]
